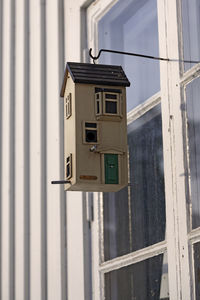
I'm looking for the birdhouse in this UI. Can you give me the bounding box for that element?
[60,62,130,192]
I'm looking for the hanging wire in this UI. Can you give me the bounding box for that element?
[89,48,200,64]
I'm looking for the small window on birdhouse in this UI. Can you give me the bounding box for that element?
[95,89,122,118]
[65,93,72,119]
[66,154,72,179]
[95,92,102,116]
[83,122,99,144]
[103,92,120,115]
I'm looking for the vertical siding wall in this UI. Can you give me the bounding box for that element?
[0,0,67,299]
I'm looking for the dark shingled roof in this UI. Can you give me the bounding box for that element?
[60,62,130,97]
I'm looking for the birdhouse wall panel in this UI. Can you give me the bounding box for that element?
[75,84,101,185]
[67,83,128,191]
[64,76,77,187]
[100,121,127,151]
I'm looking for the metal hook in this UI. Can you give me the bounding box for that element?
[89,48,101,63]
[89,48,170,63]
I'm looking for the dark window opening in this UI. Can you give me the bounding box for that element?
[105,101,117,114]
[97,101,100,114]
[66,164,70,178]
[105,93,117,99]
[85,122,97,128]
[86,129,97,143]
[95,87,121,93]
[66,93,72,119]
[66,154,72,179]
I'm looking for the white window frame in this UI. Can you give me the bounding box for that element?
[87,0,198,299]
[159,0,200,299]
[103,92,120,115]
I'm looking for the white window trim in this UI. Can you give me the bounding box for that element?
[99,241,167,274]
[87,0,200,299]
[87,1,172,300]
[158,0,199,299]
[180,63,200,86]
[127,91,161,124]
[180,31,200,300]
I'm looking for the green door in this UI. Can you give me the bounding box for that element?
[104,154,119,184]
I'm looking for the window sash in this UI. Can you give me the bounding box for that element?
[87,0,195,299]
[87,1,168,300]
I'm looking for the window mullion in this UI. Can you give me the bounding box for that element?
[180,63,200,85]
[127,91,161,124]
[99,241,167,273]
[158,0,192,299]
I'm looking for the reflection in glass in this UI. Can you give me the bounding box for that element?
[194,242,200,299]
[186,78,200,229]
[98,0,160,111]
[105,253,169,300]
[103,105,166,261]
[182,0,200,71]
[129,105,166,251]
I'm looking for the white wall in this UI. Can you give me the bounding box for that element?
[0,0,95,298]
[0,0,67,299]
[65,1,93,300]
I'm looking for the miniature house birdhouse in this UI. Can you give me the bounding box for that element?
[60,62,130,192]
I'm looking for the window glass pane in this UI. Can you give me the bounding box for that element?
[97,101,100,114]
[103,187,130,260]
[103,105,166,260]
[105,93,117,99]
[98,0,160,111]
[182,0,200,71]
[85,129,97,143]
[194,242,200,299]
[105,101,117,114]
[186,77,200,229]
[104,253,169,300]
